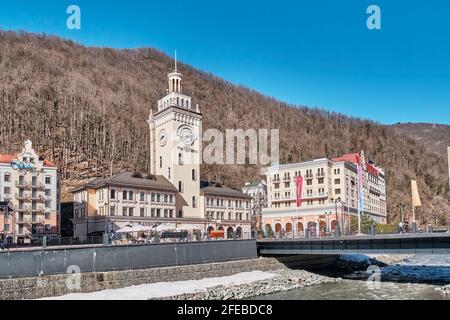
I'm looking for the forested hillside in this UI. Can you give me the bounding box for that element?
[0,30,448,224]
[392,123,450,155]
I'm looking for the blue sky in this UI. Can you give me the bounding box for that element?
[0,0,449,125]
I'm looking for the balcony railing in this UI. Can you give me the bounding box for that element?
[15,181,31,189]
[15,192,31,201]
[31,182,45,190]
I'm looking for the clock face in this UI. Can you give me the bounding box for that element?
[158,129,167,146]
[179,127,195,146]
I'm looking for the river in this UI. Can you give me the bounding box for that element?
[255,254,450,300]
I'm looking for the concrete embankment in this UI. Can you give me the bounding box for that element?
[0,257,284,300]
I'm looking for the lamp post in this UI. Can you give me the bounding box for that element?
[325,211,332,236]
[333,197,341,237]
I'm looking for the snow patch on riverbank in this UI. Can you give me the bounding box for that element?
[40,271,277,300]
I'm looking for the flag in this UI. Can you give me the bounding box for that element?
[295,176,303,207]
[411,180,422,207]
[357,164,364,213]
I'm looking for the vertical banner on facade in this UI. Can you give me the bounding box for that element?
[295,176,303,207]
[447,146,450,189]
[357,164,364,213]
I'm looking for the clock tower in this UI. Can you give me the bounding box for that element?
[148,60,202,219]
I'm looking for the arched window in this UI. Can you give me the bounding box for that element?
[178,153,183,165]
[181,98,184,107]
[192,196,196,208]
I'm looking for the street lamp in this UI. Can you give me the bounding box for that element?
[333,197,341,236]
[325,211,332,236]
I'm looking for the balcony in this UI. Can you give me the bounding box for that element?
[15,181,31,189]
[316,172,326,178]
[282,176,291,182]
[30,194,45,202]
[31,182,45,190]
[30,206,45,214]
[16,192,31,201]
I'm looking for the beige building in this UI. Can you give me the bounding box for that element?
[0,140,61,243]
[262,152,387,237]
[72,63,252,239]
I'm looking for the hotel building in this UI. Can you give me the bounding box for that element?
[72,63,252,239]
[262,152,387,237]
[0,140,61,243]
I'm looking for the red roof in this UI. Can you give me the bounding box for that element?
[0,154,56,168]
[332,153,379,177]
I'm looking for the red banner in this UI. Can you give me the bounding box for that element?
[296,175,303,207]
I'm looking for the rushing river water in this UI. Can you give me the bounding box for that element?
[256,254,450,300]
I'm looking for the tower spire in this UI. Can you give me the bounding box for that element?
[174,50,178,72]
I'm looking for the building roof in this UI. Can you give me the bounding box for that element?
[71,171,178,193]
[200,181,252,199]
[332,153,380,177]
[0,154,56,168]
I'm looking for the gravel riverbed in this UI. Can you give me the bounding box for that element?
[156,269,338,300]
[156,254,415,300]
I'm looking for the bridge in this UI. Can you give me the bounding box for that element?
[257,233,450,255]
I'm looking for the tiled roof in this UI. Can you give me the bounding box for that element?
[71,171,177,193]
[200,181,252,199]
[0,154,56,168]
[332,153,380,177]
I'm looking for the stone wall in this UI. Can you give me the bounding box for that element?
[0,257,285,300]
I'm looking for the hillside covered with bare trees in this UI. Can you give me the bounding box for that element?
[0,30,449,224]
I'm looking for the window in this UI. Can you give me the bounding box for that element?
[110,189,116,199]
[178,181,183,192]
[4,187,10,195]
[164,194,168,203]
[45,201,51,208]
[110,206,115,216]
[4,173,10,182]
[318,178,324,184]
[169,210,173,218]
[335,179,341,185]
[45,224,51,232]
[122,207,127,216]
[45,212,51,219]
[45,189,51,197]
[140,208,145,217]
[178,210,183,218]
[128,207,134,217]
[156,209,161,218]
[284,182,290,188]
[164,209,168,218]
[151,193,155,202]
[151,208,155,217]
[122,190,127,200]
[192,196,196,208]
[45,176,51,184]
[169,194,174,203]
[128,191,134,201]
[168,167,171,179]
[307,180,312,186]
[140,192,145,201]
[156,193,161,202]
[178,153,183,165]
[192,169,196,181]
[160,156,163,168]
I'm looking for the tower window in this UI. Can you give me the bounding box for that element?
[178,153,183,165]
[168,167,171,179]
[160,156,162,168]
[192,196,197,208]
[192,169,196,181]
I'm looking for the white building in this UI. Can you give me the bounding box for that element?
[72,62,252,239]
[0,140,61,243]
[262,152,387,237]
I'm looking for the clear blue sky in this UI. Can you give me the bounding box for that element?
[0,0,449,125]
